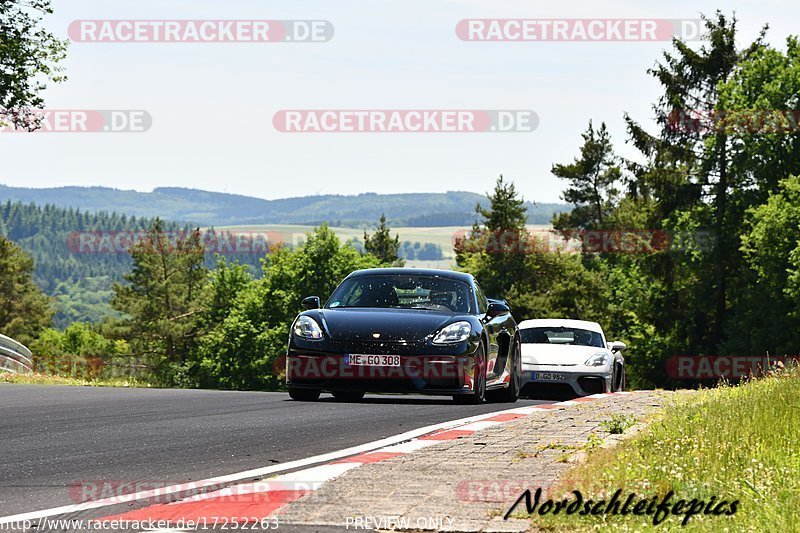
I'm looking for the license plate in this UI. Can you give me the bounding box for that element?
[532,372,564,381]
[346,354,401,367]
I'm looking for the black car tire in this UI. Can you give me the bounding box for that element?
[453,344,486,404]
[288,387,321,401]
[487,337,521,403]
[331,390,366,402]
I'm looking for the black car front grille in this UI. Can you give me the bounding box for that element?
[521,382,576,400]
[577,376,606,395]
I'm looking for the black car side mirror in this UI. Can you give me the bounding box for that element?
[486,301,510,318]
[302,296,321,310]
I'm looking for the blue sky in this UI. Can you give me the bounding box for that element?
[2,0,798,203]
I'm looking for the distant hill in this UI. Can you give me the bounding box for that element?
[0,185,569,227]
[0,202,190,328]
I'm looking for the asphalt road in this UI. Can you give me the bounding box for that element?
[0,385,548,516]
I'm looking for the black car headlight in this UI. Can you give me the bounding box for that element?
[294,316,323,339]
[432,321,471,344]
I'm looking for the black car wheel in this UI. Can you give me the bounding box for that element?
[487,337,521,403]
[453,344,486,404]
[331,390,366,402]
[288,386,321,401]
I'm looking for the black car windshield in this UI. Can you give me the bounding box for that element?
[520,327,605,348]
[327,275,473,314]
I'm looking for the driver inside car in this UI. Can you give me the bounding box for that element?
[429,290,455,310]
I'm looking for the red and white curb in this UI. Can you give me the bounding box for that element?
[0,392,634,526]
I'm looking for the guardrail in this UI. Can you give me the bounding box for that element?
[0,334,33,374]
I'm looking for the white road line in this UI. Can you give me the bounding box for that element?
[0,402,556,524]
[505,405,549,415]
[275,463,361,484]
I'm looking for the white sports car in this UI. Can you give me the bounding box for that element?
[519,319,626,396]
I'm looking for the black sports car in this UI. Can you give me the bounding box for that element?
[286,268,522,403]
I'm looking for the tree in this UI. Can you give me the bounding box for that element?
[734,176,800,355]
[51,276,120,328]
[717,36,800,198]
[111,219,209,384]
[0,236,52,343]
[201,257,253,328]
[507,248,607,322]
[0,0,68,130]
[476,175,528,234]
[455,175,528,297]
[625,12,767,350]
[715,38,800,355]
[31,322,128,380]
[364,214,403,266]
[196,225,379,390]
[551,121,622,234]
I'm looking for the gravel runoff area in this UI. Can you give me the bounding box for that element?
[276,391,679,532]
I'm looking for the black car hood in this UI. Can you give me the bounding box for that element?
[318,308,459,343]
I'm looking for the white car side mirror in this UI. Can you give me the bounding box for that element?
[609,341,626,352]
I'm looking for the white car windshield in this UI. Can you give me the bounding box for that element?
[520,326,604,348]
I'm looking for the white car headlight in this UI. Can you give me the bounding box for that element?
[432,321,471,344]
[585,352,609,366]
[294,316,323,339]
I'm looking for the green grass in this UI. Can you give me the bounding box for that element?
[0,371,153,388]
[522,367,800,531]
[600,414,637,435]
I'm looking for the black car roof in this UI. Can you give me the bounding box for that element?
[345,267,475,283]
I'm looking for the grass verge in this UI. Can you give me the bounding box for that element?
[519,367,800,531]
[0,372,153,388]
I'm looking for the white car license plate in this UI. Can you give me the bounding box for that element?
[533,372,564,381]
[346,354,401,367]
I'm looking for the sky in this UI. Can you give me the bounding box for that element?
[2,0,798,203]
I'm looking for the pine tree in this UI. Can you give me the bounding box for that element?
[0,236,53,344]
[456,175,529,296]
[475,175,528,234]
[111,219,209,383]
[364,214,404,266]
[551,121,621,234]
